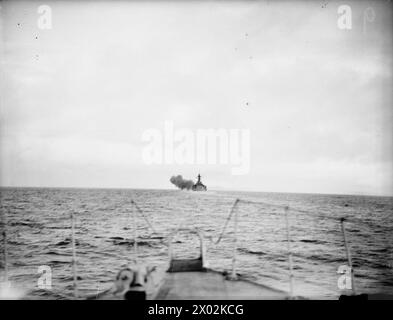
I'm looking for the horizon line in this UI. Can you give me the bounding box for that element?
[0,185,392,198]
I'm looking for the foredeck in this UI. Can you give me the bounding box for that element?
[153,269,289,300]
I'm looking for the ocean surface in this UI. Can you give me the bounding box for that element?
[0,187,392,299]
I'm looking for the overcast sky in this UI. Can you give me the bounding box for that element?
[0,0,392,196]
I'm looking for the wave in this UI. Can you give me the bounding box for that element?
[3,187,392,299]
[238,248,267,255]
[299,239,327,244]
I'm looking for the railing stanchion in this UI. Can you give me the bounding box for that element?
[285,206,294,298]
[340,218,356,295]
[133,204,138,263]
[230,202,239,280]
[71,211,78,299]
[1,209,8,284]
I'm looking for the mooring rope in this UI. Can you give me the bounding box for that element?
[131,200,160,236]
[128,198,301,290]
[237,197,385,247]
[212,199,240,245]
[206,199,296,292]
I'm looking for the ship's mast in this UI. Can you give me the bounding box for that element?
[197,174,201,184]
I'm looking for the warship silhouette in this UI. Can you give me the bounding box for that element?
[192,174,207,191]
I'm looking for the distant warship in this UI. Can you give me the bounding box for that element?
[192,174,207,191]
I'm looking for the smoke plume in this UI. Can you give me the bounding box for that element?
[170,175,195,190]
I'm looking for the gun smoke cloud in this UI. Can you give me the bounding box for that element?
[170,175,195,190]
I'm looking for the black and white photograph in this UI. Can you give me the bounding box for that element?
[0,0,392,306]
